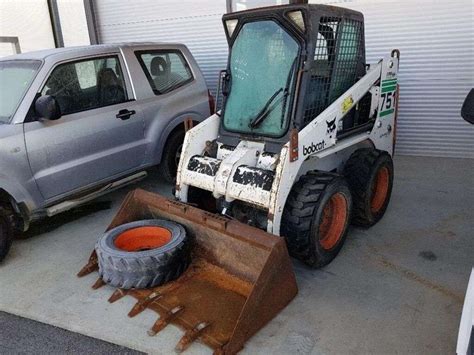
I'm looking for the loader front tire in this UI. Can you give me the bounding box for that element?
[0,205,14,262]
[344,148,394,227]
[96,219,190,289]
[281,172,352,268]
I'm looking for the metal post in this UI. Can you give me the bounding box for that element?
[47,0,64,47]
[83,0,99,44]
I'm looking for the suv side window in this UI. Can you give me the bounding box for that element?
[41,56,128,115]
[135,50,193,95]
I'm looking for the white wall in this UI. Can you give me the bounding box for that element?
[0,0,55,56]
[0,0,90,58]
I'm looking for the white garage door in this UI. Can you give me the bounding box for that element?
[92,0,474,158]
[92,0,228,96]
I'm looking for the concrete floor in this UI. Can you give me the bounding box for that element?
[0,156,472,354]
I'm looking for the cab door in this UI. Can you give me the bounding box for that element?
[24,54,147,201]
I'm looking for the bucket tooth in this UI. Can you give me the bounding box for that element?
[175,322,210,353]
[77,251,98,277]
[128,291,162,318]
[108,289,127,303]
[147,306,184,336]
[92,277,105,289]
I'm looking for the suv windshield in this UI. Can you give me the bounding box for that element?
[0,60,41,123]
[223,20,299,137]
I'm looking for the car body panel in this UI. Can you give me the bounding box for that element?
[24,101,147,200]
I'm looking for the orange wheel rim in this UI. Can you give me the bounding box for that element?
[114,226,172,252]
[371,166,390,214]
[319,193,348,250]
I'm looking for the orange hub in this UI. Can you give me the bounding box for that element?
[114,227,172,252]
[319,193,348,250]
[370,167,389,214]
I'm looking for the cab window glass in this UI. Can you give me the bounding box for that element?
[222,20,299,137]
[135,50,193,95]
[41,56,128,115]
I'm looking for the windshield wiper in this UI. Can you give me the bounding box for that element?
[249,87,288,129]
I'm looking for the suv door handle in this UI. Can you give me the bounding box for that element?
[116,109,136,120]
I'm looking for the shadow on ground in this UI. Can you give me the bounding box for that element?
[19,201,113,239]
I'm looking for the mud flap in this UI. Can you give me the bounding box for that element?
[78,189,298,354]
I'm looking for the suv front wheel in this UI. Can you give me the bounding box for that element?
[0,204,14,262]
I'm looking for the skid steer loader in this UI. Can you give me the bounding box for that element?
[80,4,399,354]
[177,4,399,266]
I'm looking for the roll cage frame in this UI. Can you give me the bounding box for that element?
[218,4,366,153]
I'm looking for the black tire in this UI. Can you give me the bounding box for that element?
[344,148,394,227]
[96,219,190,289]
[159,130,185,183]
[0,205,14,262]
[281,172,352,268]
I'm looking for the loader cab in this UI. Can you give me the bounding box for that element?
[219,4,368,151]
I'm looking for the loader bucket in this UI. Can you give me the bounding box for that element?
[79,189,298,354]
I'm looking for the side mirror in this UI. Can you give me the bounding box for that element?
[461,89,474,124]
[35,95,61,121]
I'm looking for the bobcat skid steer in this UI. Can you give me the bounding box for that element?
[177,4,399,267]
[79,4,399,354]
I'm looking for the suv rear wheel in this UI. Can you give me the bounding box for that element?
[159,130,185,183]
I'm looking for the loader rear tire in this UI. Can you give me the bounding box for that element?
[343,148,394,227]
[96,219,190,289]
[281,172,352,268]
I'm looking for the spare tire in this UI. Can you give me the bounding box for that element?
[96,219,190,289]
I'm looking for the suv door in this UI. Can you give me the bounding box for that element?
[24,54,147,201]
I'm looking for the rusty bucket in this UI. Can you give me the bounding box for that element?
[79,189,298,354]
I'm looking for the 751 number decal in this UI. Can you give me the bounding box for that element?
[379,89,397,118]
[381,92,394,110]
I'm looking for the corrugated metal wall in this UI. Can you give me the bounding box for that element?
[314,0,474,158]
[93,0,228,95]
[92,0,474,158]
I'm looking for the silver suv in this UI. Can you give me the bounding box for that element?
[0,43,213,261]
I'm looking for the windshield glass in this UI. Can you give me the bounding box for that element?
[223,20,299,137]
[0,60,41,123]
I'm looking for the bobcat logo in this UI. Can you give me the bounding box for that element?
[326,117,336,134]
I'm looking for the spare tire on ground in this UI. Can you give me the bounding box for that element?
[96,219,190,289]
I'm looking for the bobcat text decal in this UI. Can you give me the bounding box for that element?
[303,140,326,156]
